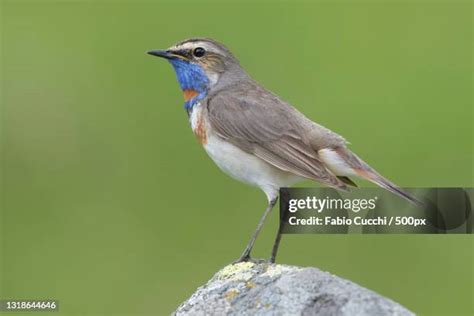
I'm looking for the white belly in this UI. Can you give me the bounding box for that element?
[189,104,301,201]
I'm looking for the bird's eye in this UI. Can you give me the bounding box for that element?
[193,47,206,57]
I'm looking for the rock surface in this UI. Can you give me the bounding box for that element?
[174,262,415,316]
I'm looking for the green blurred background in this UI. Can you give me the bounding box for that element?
[1,0,472,315]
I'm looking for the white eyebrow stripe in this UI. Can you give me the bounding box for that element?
[171,42,222,55]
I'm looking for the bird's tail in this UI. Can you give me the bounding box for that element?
[319,147,424,207]
[356,168,424,207]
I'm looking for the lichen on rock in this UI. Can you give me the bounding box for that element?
[174,262,415,316]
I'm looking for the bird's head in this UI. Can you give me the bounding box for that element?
[148,38,245,109]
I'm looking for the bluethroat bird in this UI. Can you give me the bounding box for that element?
[148,38,421,263]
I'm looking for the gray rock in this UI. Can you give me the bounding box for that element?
[174,262,415,316]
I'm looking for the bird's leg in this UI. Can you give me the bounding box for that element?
[269,223,283,264]
[270,193,290,263]
[235,197,278,263]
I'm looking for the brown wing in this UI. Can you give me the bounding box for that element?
[206,84,349,190]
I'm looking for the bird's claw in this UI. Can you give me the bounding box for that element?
[233,254,251,264]
[232,256,268,265]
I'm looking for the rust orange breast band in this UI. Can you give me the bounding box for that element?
[183,89,199,102]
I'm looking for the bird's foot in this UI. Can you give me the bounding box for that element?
[232,256,267,265]
[232,254,251,264]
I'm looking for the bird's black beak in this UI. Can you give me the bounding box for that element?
[147,49,175,59]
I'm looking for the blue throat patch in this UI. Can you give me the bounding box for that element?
[168,58,209,110]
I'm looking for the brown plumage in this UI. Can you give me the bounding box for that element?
[206,80,349,190]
